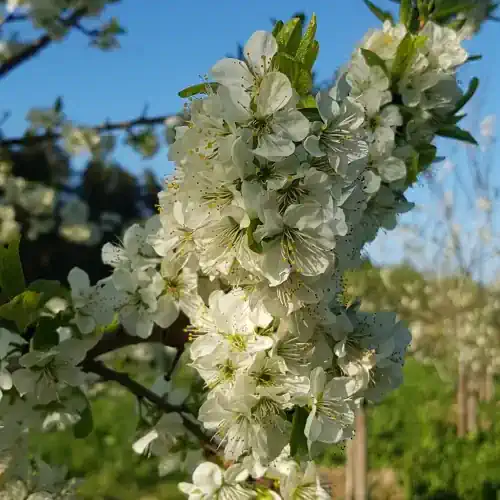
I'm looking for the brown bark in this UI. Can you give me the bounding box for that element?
[345,439,355,500]
[466,376,478,434]
[457,359,468,437]
[354,405,368,500]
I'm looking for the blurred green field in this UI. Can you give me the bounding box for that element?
[30,358,499,500]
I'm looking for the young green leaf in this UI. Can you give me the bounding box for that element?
[436,125,478,145]
[0,235,25,299]
[28,279,69,305]
[0,291,41,332]
[361,48,389,77]
[276,17,303,56]
[363,0,395,23]
[272,20,284,37]
[290,406,309,458]
[400,0,413,26]
[178,82,218,99]
[452,77,479,114]
[391,33,416,82]
[431,2,476,22]
[247,219,263,254]
[295,13,317,67]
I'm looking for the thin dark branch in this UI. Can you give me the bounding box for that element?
[84,314,190,360]
[74,20,100,38]
[81,358,216,451]
[0,7,88,79]
[0,13,29,28]
[1,114,172,147]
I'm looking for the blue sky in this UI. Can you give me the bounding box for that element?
[2,0,500,268]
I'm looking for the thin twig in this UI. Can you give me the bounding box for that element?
[0,7,88,79]
[1,114,172,147]
[0,13,29,28]
[81,358,217,452]
[84,314,190,361]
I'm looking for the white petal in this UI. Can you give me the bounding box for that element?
[272,108,310,142]
[303,135,325,157]
[192,462,223,489]
[0,371,12,391]
[378,156,407,182]
[256,72,292,117]
[244,31,277,76]
[310,367,326,395]
[68,267,90,294]
[211,58,254,88]
[154,295,180,329]
[254,132,295,159]
[12,369,36,395]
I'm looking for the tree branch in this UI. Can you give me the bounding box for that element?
[84,313,190,361]
[0,13,29,28]
[81,358,216,451]
[0,7,88,79]
[1,114,173,147]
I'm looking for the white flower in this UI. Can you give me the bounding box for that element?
[178,462,256,500]
[346,53,391,115]
[304,92,367,177]
[304,367,360,445]
[421,22,468,71]
[115,268,179,338]
[11,338,94,404]
[279,461,330,500]
[68,268,125,334]
[212,31,309,158]
[102,217,161,271]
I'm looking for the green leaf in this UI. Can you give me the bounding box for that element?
[466,54,482,63]
[436,125,478,145]
[295,13,318,69]
[272,20,284,37]
[400,0,413,26]
[416,143,438,167]
[73,399,94,439]
[0,291,41,332]
[274,52,312,96]
[290,406,309,458]
[302,40,319,72]
[275,17,303,56]
[0,235,25,300]
[28,279,69,305]
[178,82,218,98]
[361,48,389,77]
[431,2,476,22]
[32,316,63,350]
[363,0,395,23]
[406,150,420,185]
[391,33,416,82]
[452,77,479,114]
[247,219,263,254]
[297,95,317,108]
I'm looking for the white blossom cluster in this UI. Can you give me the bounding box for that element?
[0,156,122,244]
[0,11,480,500]
[3,0,115,40]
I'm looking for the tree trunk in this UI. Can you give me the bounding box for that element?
[466,375,478,434]
[485,365,495,402]
[345,439,355,500]
[354,405,368,500]
[457,358,468,437]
